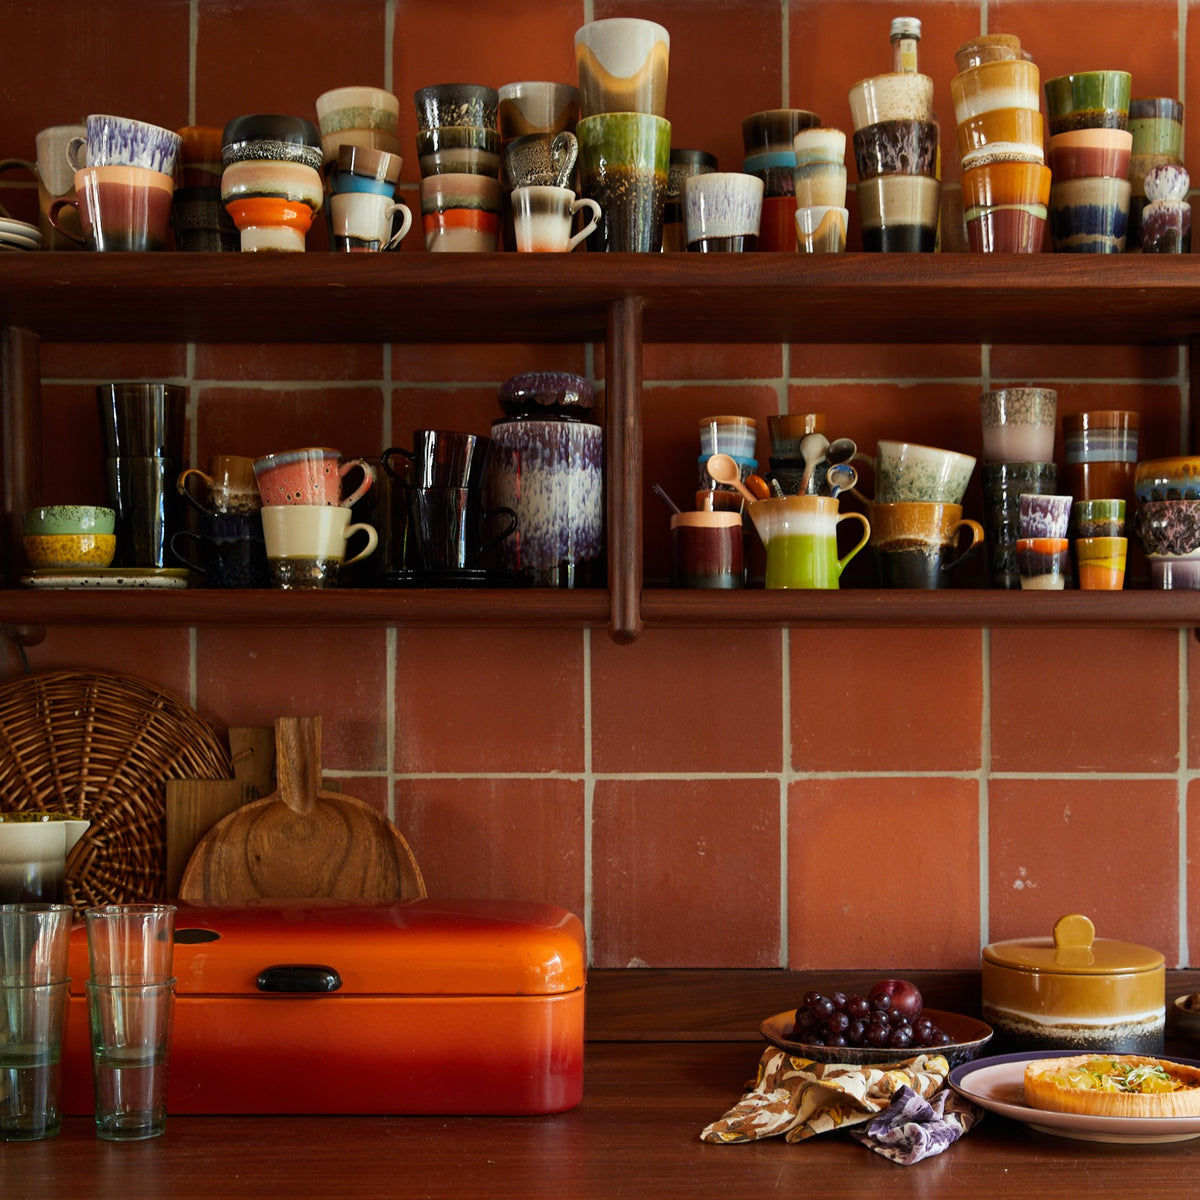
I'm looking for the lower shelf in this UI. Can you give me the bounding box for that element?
[2,587,1199,636]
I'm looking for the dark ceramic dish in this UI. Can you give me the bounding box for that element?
[222,114,322,169]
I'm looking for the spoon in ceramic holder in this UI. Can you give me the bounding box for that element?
[799,432,830,495]
[705,453,761,507]
[825,437,857,466]
[824,462,858,500]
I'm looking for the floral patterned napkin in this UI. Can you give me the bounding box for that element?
[700,1048,982,1165]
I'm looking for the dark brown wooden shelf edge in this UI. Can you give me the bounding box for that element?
[4,587,1200,632]
[1,253,1199,344]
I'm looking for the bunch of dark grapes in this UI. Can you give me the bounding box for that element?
[789,989,952,1051]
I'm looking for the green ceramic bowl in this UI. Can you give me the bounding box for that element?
[1043,71,1132,135]
[22,504,116,536]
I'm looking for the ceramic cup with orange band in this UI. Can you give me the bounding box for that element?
[420,174,502,251]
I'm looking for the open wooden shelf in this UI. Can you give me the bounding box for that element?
[3,253,1200,640]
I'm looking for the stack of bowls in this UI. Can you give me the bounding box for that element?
[220,114,324,252]
[22,506,116,572]
[792,127,847,253]
[1044,71,1132,252]
[1132,457,1200,589]
[979,386,1058,588]
[951,34,1049,252]
[849,70,938,250]
[742,108,821,251]
[1127,97,1184,248]
[1139,163,1191,254]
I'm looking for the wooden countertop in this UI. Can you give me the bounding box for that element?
[7,969,1200,1197]
[6,1040,1199,1199]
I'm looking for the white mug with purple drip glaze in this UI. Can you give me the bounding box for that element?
[66,114,182,176]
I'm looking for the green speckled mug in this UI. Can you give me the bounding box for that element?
[576,112,670,251]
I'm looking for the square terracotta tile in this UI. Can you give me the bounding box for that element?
[389,385,505,450]
[195,626,389,771]
[989,778,1178,962]
[396,777,585,918]
[394,628,585,773]
[599,0,786,172]
[1051,382,1182,464]
[989,628,1179,773]
[790,628,983,771]
[196,0,389,128]
[1,1,191,154]
[195,385,384,463]
[788,776,981,969]
[591,628,782,772]
[591,778,781,967]
[40,345,187,382]
[640,343,783,383]
[992,1,1180,104]
[790,343,983,380]
[18,628,193,704]
[389,345,590,385]
[195,344,385,383]
[39,384,110,507]
[1188,638,1200,768]
[989,345,1183,386]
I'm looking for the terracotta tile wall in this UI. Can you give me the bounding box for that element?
[1,0,1197,971]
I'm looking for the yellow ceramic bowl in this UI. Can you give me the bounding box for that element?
[23,533,116,569]
[961,160,1052,209]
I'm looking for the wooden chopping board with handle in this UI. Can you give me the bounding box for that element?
[178,716,426,903]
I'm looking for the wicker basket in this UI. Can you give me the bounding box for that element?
[0,670,232,912]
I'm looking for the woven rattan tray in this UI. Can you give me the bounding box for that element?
[0,670,232,912]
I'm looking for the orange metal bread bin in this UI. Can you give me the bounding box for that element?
[61,898,585,1115]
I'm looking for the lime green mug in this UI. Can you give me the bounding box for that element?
[748,494,870,589]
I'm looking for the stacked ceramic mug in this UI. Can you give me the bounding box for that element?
[793,127,848,253]
[1044,70,1132,252]
[1127,98,1184,246]
[574,17,672,252]
[742,108,821,251]
[951,34,1050,252]
[849,67,939,250]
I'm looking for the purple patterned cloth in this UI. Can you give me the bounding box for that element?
[850,1085,982,1165]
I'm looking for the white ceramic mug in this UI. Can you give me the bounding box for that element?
[510,185,600,251]
[329,191,412,251]
[260,504,378,589]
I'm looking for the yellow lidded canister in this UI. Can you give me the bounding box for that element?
[981,913,1165,1054]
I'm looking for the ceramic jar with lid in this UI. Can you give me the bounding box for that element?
[981,912,1165,1054]
[487,371,603,587]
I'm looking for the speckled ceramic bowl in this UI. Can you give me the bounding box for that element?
[414,84,498,132]
[1133,498,1200,557]
[23,505,116,536]
[1134,456,1200,502]
[24,532,116,569]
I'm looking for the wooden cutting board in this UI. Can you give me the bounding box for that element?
[178,716,426,904]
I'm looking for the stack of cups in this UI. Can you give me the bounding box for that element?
[84,903,177,1141]
[220,114,324,252]
[849,70,939,250]
[1016,493,1073,590]
[173,125,238,251]
[951,35,1049,252]
[315,87,409,253]
[173,455,270,588]
[1128,97,1185,249]
[97,382,186,569]
[415,84,502,252]
[51,114,180,252]
[662,149,717,251]
[575,18,672,251]
[979,386,1058,589]
[1072,498,1127,590]
[253,448,378,589]
[382,430,516,578]
[1044,71,1132,252]
[698,416,757,511]
[742,108,821,250]
[793,127,848,253]
[0,903,72,1141]
[1139,162,1191,255]
[498,82,581,252]
[1061,409,1139,507]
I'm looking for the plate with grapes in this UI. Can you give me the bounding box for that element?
[760,1007,993,1068]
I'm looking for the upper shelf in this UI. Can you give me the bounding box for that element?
[1,253,1199,346]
